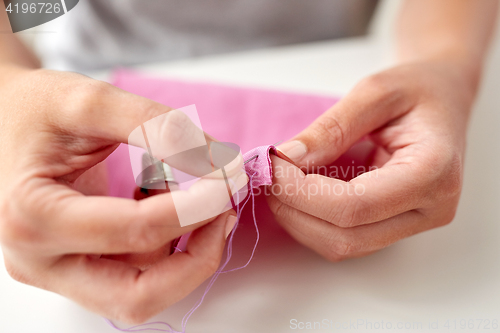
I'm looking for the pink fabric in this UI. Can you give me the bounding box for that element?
[243,145,278,187]
[107,68,339,198]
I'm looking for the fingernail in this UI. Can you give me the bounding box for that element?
[225,215,238,239]
[277,140,307,162]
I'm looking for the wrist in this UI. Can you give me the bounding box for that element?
[399,47,483,100]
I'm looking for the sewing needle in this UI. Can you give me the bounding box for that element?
[243,140,284,164]
[244,155,258,164]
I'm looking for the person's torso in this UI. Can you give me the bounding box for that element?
[37,0,378,71]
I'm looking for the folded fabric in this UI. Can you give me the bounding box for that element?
[243,145,278,188]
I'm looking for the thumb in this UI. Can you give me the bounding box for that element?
[277,76,412,168]
[66,77,244,178]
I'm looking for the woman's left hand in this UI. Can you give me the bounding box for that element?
[267,58,476,261]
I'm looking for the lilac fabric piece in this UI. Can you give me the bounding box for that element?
[243,145,277,188]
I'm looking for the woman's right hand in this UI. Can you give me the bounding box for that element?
[0,67,241,324]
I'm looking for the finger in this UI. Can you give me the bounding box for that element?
[102,242,173,271]
[267,195,439,261]
[57,76,174,144]
[56,76,243,179]
[22,173,246,254]
[48,210,234,324]
[269,149,444,228]
[277,72,416,167]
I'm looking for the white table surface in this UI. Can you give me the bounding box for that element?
[1,26,500,333]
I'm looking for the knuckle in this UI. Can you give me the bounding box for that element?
[312,114,348,150]
[440,213,455,227]
[424,147,464,203]
[267,195,304,230]
[323,204,344,226]
[330,236,358,257]
[0,200,9,243]
[323,251,344,263]
[326,196,366,228]
[81,79,112,99]
[357,73,394,95]
[323,242,353,262]
[336,205,357,228]
[117,305,151,325]
[437,206,459,227]
[266,194,280,213]
[117,284,154,324]
[75,79,110,104]
[0,197,36,247]
[67,79,113,118]
[333,243,353,258]
[157,110,193,148]
[125,208,165,253]
[320,229,359,262]
[144,103,173,123]
[127,227,164,254]
[441,151,463,198]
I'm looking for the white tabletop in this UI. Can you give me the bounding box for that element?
[2,16,500,333]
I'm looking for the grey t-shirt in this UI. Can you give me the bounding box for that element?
[38,0,377,71]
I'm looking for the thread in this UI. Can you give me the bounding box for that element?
[106,172,259,332]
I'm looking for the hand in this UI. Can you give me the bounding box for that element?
[0,67,240,323]
[268,59,476,261]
